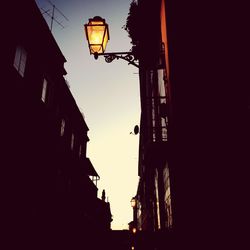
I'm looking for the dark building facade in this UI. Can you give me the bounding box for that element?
[129,0,173,235]
[124,1,174,249]
[127,0,247,249]
[3,1,112,249]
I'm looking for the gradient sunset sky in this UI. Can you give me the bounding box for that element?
[35,0,140,230]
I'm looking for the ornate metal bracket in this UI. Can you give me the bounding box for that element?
[94,52,139,68]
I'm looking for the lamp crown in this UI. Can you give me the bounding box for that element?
[92,16,104,21]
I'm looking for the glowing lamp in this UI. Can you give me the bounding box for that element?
[131,197,136,208]
[84,16,109,59]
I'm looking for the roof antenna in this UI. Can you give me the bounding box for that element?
[40,0,69,32]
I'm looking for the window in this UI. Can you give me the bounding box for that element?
[71,133,74,150]
[60,119,65,136]
[154,169,161,229]
[79,144,82,158]
[13,45,27,77]
[163,166,173,228]
[41,78,48,103]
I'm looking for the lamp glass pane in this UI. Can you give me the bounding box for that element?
[102,28,109,52]
[90,45,103,54]
[131,199,136,207]
[87,21,106,54]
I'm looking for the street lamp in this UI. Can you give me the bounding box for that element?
[84,16,139,68]
[130,197,137,208]
[84,16,109,58]
[130,196,137,232]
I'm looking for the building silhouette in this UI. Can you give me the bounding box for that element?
[128,0,173,236]
[128,0,248,249]
[3,1,112,249]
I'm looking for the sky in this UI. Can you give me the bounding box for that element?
[35,0,140,230]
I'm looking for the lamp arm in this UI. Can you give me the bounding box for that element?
[95,52,139,68]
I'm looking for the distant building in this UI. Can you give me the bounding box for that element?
[3,0,112,249]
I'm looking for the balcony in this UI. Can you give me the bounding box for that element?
[83,157,100,187]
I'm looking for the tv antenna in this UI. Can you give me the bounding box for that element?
[40,0,69,32]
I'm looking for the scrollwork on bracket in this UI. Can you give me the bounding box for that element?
[103,53,139,68]
[104,54,117,63]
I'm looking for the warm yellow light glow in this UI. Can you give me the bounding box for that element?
[85,17,109,54]
[131,246,135,250]
[132,228,136,234]
[131,198,136,208]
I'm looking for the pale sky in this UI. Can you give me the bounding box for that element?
[35,0,140,230]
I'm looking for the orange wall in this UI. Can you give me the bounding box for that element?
[160,0,171,103]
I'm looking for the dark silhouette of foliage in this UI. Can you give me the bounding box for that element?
[123,0,140,46]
